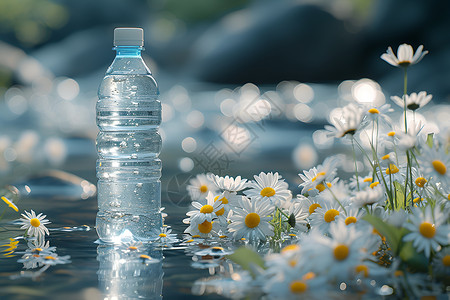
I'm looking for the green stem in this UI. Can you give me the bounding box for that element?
[325,184,347,214]
[403,67,408,133]
[351,137,360,191]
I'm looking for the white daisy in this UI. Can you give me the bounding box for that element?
[418,144,450,186]
[341,206,366,226]
[228,196,274,242]
[349,175,375,191]
[299,156,339,195]
[39,253,71,266]
[296,194,323,218]
[395,120,424,151]
[302,221,371,281]
[244,172,291,207]
[403,206,449,258]
[16,210,50,241]
[381,44,428,67]
[391,91,432,111]
[187,173,218,201]
[432,247,450,276]
[263,266,328,300]
[209,174,247,192]
[362,103,393,124]
[324,103,364,138]
[150,226,179,246]
[184,192,223,226]
[286,202,308,232]
[184,220,218,238]
[309,200,345,233]
[351,185,386,207]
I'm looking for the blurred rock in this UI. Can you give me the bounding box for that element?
[185,2,362,84]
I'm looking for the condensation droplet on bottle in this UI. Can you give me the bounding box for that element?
[110,200,120,207]
[131,215,140,222]
[120,141,127,148]
[134,143,140,148]
[130,154,138,159]
[136,183,143,188]
[133,170,139,175]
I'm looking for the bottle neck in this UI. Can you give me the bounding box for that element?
[114,46,143,57]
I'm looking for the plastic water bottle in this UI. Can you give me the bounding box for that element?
[96,28,162,243]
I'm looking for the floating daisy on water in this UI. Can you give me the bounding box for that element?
[391,91,432,111]
[39,253,71,266]
[16,210,50,241]
[228,196,274,242]
[403,206,449,258]
[150,226,179,246]
[381,44,428,67]
[184,191,223,226]
[244,172,291,207]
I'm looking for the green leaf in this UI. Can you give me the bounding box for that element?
[426,133,434,148]
[226,246,265,277]
[399,241,428,272]
[362,214,404,254]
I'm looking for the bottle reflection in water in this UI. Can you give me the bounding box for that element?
[97,244,163,300]
[96,27,162,243]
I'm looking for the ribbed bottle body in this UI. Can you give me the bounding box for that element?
[96,55,162,243]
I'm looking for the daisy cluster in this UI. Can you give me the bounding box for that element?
[185,44,450,299]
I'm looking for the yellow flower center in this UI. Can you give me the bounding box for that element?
[345,216,357,225]
[315,183,326,192]
[214,195,228,204]
[260,187,276,197]
[394,270,404,277]
[140,255,151,260]
[363,177,373,183]
[245,213,261,228]
[198,221,213,234]
[386,164,399,175]
[214,196,228,216]
[281,244,300,254]
[159,233,167,238]
[308,203,321,215]
[34,248,43,252]
[45,256,56,260]
[30,218,41,228]
[290,280,308,293]
[334,244,349,261]
[289,260,297,267]
[192,235,200,238]
[413,197,423,204]
[355,265,369,277]
[432,160,447,175]
[381,154,390,160]
[128,246,138,250]
[368,108,379,114]
[200,205,214,214]
[442,255,450,267]
[324,209,340,223]
[419,222,436,238]
[370,182,380,189]
[302,272,316,281]
[313,172,326,182]
[415,177,427,187]
[387,131,395,137]
[199,185,208,193]
[185,239,194,243]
